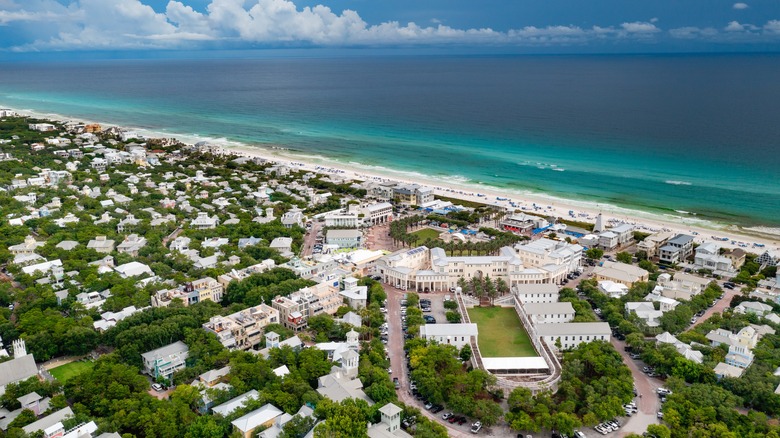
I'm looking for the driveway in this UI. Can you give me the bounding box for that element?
[385,284,475,437]
[301,221,322,258]
[609,337,662,437]
[691,284,739,329]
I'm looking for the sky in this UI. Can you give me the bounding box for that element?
[0,0,779,56]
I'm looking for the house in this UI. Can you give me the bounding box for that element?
[281,208,304,228]
[93,306,143,331]
[367,403,412,438]
[152,277,224,307]
[644,293,680,312]
[202,237,230,249]
[419,323,478,350]
[169,236,191,252]
[87,236,116,254]
[202,304,280,351]
[536,322,611,350]
[735,301,773,316]
[636,231,674,257]
[593,261,649,287]
[257,332,304,359]
[258,405,316,438]
[523,302,575,324]
[21,407,74,435]
[269,237,293,257]
[653,273,710,301]
[212,390,259,416]
[316,360,370,403]
[198,366,231,387]
[706,326,760,369]
[238,236,263,249]
[599,280,629,298]
[326,229,362,248]
[271,283,342,331]
[114,262,154,278]
[626,302,663,327]
[0,340,37,396]
[141,341,189,380]
[116,214,141,233]
[21,259,63,277]
[9,236,45,255]
[714,362,745,379]
[694,242,734,274]
[191,212,219,229]
[116,234,148,257]
[231,404,284,438]
[392,184,433,206]
[340,278,368,309]
[659,234,695,264]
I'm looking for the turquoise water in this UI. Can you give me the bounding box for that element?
[0,55,778,227]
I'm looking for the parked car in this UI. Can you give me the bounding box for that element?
[470,421,482,434]
[151,383,164,392]
[442,412,453,420]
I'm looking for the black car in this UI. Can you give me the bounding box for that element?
[431,405,444,413]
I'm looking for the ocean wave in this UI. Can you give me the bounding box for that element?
[665,180,693,186]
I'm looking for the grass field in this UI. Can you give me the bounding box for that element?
[411,228,442,244]
[50,360,95,383]
[467,306,537,357]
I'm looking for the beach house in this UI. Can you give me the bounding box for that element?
[659,234,695,264]
[141,341,189,380]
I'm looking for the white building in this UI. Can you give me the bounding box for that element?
[191,212,219,230]
[659,234,695,264]
[513,283,560,304]
[523,302,575,324]
[419,323,478,349]
[141,341,189,380]
[326,229,362,248]
[694,242,735,274]
[536,322,611,350]
[599,280,629,298]
[361,202,393,226]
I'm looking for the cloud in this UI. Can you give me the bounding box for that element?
[733,3,749,10]
[620,21,660,33]
[669,26,718,39]
[0,0,778,52]
[766,20,780,34]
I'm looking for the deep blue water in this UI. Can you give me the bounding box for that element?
[0,54,779,227]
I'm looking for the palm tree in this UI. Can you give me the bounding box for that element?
[496,277,510,297]
[484,275,497,306]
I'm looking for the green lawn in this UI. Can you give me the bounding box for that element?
[467,306,537,357]
[411,228,442,244]
[49,360,95,383]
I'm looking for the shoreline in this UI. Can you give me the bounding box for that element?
[6,105,780,252]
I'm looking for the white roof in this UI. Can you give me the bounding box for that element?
[524,302,575,315]
[482,357,548,369]
[114,261,153,277]
[231,404,284,433]
[714,362,744,378]
[21,259,62,275]
[212,390,259,416]
[536,322,611,336]
[420,323,478,337]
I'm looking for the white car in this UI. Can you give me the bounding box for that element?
[470,421,482,434]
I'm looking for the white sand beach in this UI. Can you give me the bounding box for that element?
[7,106,780,253]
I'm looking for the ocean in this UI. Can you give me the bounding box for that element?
[0,54,779,228]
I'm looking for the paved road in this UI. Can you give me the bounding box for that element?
[384,284,475,437]
[609,337,662,437]
[301,221,322,258]
[691,284,739,329]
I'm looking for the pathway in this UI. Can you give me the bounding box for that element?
[610,337,662,437]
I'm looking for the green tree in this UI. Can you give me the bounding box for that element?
[616,252,633,264]
[585,248,604,260]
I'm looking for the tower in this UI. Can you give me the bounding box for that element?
[12,339,27,357]
[340,349,359,379]
[346,329,359,351]
[594,213,605,233]
[265,331,280,349]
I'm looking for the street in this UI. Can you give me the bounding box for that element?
[300,221,322,258]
